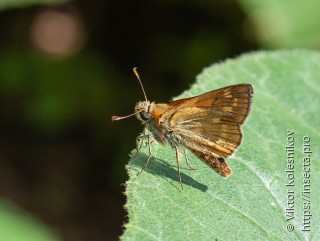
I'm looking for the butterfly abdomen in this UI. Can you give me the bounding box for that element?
[191,150,232,177]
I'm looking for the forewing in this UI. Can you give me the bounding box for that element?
[163,84,253,158]
[168,84,253,124]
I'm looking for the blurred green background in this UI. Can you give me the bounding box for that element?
[0,0,319,240]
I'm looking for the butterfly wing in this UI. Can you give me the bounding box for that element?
[160,84,253,176]
[167,84,252,125]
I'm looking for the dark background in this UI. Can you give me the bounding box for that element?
[0,0,318,240]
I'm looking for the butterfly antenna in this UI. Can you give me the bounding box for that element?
[133,67,148,101]
[111,110,141,122]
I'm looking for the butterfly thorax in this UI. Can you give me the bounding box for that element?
[135,101,175,145]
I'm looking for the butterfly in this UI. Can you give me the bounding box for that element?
[112,68,253,189]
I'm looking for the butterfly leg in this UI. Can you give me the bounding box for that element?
[137,134,153,176]
[174,146,183,190]
[131,134,145,160]
[183,149,197,170]
[131,128,149,159]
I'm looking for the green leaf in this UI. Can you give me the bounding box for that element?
[238,0,320,48]
[0,200,61,241]
[122,50,320,241]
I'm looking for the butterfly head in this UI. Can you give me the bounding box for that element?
[135,101,151,123]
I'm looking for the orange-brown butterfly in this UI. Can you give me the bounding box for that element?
[112,67,253,189]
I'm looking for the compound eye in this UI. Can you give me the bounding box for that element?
[139,111,150,121]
